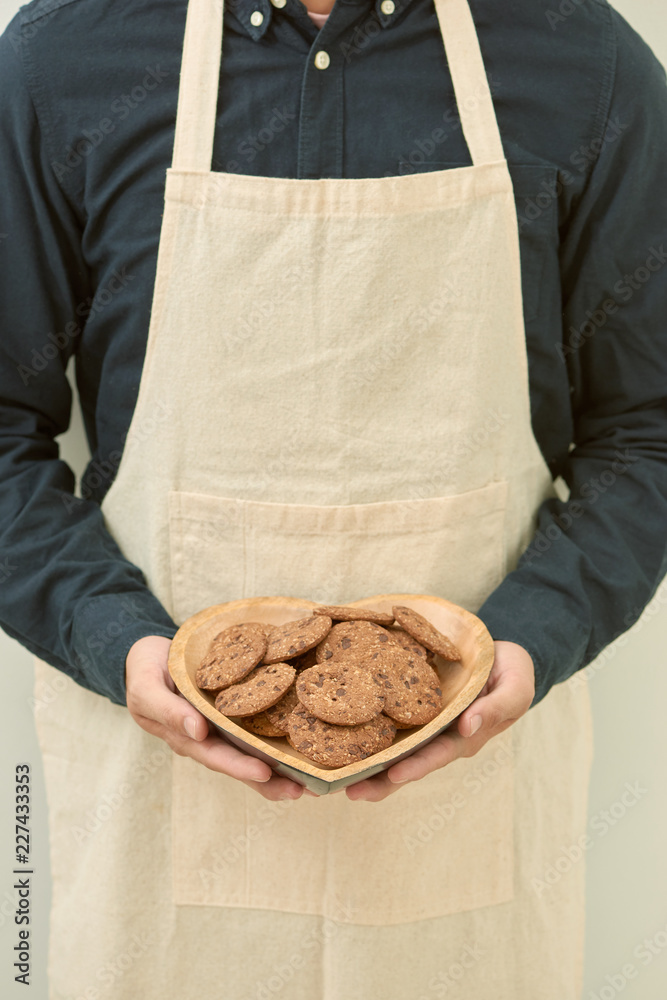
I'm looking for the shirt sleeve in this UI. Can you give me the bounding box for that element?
[477,8,667,706]
[0,20,178,706]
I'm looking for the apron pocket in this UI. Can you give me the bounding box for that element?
[167,481,508,623]
[168,483,516,923]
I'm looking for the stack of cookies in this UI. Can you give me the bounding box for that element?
[195,605,462,768]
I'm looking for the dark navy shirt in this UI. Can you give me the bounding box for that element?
[0,0,666,707]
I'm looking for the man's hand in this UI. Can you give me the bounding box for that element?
[345,640,535,802]
[125,636,307,801]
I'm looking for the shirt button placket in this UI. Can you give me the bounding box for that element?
[298,33,341,178]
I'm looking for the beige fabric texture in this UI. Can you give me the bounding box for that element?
[33,0,594,996]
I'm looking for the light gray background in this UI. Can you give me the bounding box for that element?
[1,1,665,997]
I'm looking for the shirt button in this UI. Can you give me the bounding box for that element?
[250,10,264,25]
[380,0,395,12]
[270,0,286,6]
[314,50,330,70]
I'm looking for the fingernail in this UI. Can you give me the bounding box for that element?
[253,772,272,783]
[469,715,482,736]
[184,717,198,739]
[389,773,410,784]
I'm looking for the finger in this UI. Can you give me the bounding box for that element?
[345,771,405,802]
[390,714,517,784]
[136,714,275,784]
[456,666,529,738]
[130,669,210,743]
[243,775,306,801]
[386,730,466,784]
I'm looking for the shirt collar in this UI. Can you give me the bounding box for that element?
[230,0,415,43]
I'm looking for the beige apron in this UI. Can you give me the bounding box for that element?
[34,0,594,995]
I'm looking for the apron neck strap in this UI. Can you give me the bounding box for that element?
[171,0,504,173]
[434,0,505,166]
[171,0,224,173]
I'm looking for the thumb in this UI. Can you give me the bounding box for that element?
[457,667,528,738]
[457,642,535,738]
[126,637,209,741]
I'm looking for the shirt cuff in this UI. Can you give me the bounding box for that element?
[70,591,179,706]
[475,577,590,708]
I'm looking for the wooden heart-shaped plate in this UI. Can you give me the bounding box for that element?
[168,594,495,795]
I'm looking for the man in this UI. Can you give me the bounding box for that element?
[1,0,666,996]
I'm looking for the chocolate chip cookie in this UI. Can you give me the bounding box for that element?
[296,663,385,725]
[285,704,397,767]
[232,712,285,738]
[244,622,276,639]
[196,622,269,691]
[391,627,436,664]
[375,651,444,726]
[264,684,300,733]
[312,605,395,627]
[214,662,296,717]
[263,616,333,664]
[290,647,318,671]
[392,605,461,661]
[315,619,398,664]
